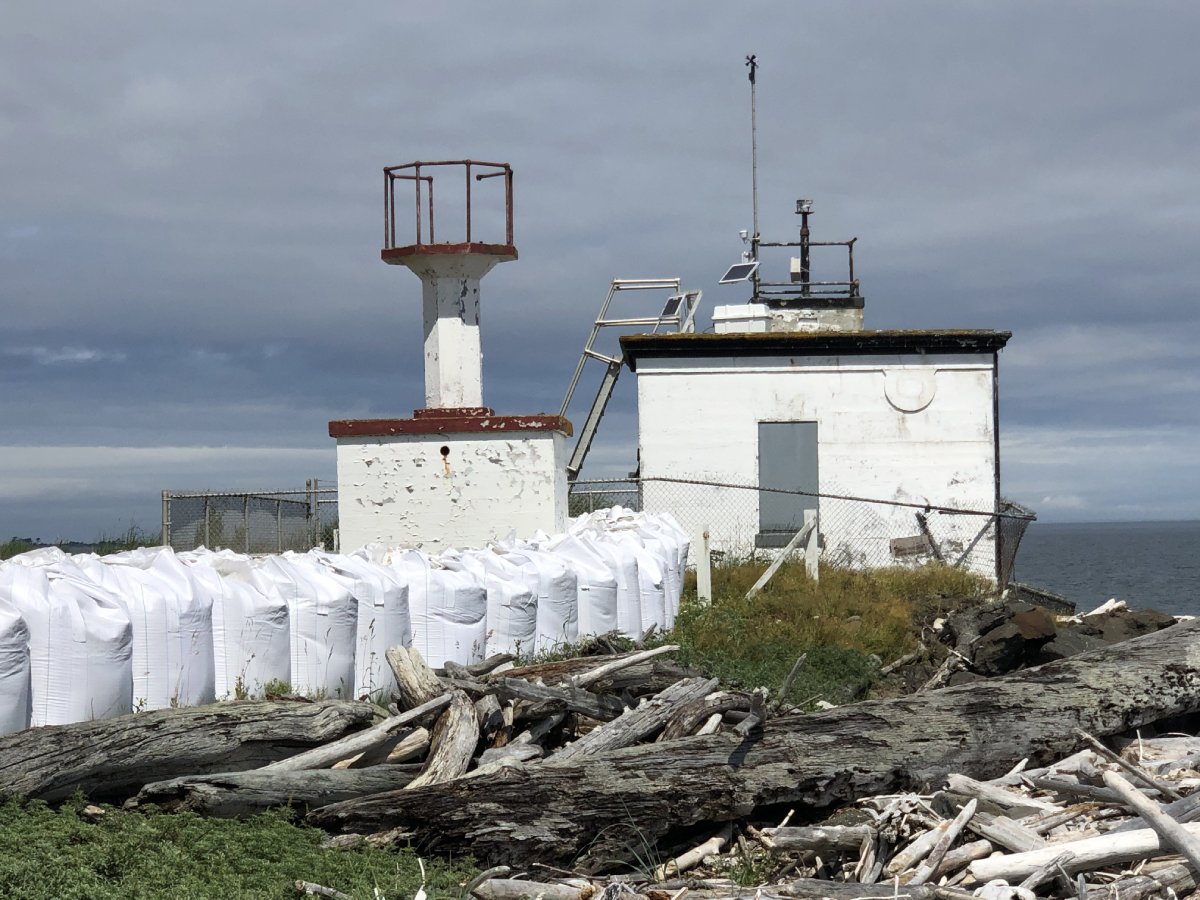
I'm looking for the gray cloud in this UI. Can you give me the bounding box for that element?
[2,1,1198,538]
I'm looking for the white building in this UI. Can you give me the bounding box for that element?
[620,326,1013,582]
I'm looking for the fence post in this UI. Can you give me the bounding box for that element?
[277,499,283,554]
[243,495,250,554]
[204,497,211,548]
[803,508,819,583]
[161,491,171,547]
[313,478,321,549]
[696,527,712,605]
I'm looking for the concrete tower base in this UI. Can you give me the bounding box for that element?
[330,409,571,552]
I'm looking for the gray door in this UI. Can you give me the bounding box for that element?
[758,421,818,542]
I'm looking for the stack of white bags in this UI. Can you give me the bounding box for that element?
[0,508,687,735]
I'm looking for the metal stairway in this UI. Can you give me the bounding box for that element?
[559,278,700,480]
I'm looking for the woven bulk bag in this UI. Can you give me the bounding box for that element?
[0,597,31,735]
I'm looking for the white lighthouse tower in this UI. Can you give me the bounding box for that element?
[330,160,571,551]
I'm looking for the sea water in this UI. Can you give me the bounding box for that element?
[1013,520,1200,617]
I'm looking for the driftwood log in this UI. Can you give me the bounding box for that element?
[127,765,421,817]
[0,700,375,802]
[309,619,1200,869]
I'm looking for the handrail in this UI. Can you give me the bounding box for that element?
[383,160,514,250]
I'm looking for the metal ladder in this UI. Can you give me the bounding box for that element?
[559,278,700,480]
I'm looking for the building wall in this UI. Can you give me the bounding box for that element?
[633,352,1000,578]
[335,432,568,552]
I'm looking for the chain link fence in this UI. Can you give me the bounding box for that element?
[161,481,339,554]
[161,476,1032,583]
[571,476,1033,584]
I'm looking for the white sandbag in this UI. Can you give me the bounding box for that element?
[548,534,620,638]
[390,550,487,667]
[75,547,215,710]
[642,512,690,620]
[581,533,643,639]
[309,550,411,700]
[598,532,666,638]
[0,598,31,735]
[631,518,685,630]
[499,547,579,652]
[458,548,537,656]
[2,546,69,567]
[181,549,291,699]
[253,553,357,698]
[0,562,133,726]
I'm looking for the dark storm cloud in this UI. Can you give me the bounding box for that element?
[2,1,1198,536]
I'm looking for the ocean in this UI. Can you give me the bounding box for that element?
[1012,520,1200,618]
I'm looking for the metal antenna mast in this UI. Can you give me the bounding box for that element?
[746,54,760,300]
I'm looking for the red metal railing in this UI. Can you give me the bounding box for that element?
[383,160,514,250]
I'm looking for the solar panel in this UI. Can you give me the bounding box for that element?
[660,295,683,317]
[719,261,759,284]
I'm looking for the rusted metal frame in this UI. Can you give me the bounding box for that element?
[384,160,512,248]
[759,239,855,247]
[473,165,514,246]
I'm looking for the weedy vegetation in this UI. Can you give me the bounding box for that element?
[0,796,474,900]
[673,561,990,705]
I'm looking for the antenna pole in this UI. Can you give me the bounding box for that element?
[746,54,760,301]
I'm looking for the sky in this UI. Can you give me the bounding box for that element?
[2,1,1199,541]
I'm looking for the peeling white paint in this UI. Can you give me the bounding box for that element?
[335,431,569,552]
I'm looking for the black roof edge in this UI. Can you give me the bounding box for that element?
[620,330,1011,370]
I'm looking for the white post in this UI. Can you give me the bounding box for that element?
[803,508,819,583]
[696,527,712,605]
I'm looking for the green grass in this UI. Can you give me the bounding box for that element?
[673,562,989,705]
[0,797,475,900]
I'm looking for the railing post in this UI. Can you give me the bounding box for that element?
[465,161,472,243]
[414,163,422,244]
[505,167,514,246]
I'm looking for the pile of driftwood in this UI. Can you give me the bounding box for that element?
[461,729,1200,899]
[3,617,1200,900]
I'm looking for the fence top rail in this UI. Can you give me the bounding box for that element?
[570,475,1035,522]
[163,489,338,500]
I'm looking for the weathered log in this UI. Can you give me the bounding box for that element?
[469,880,580,900]
[1085,861,1196,900]
[909,799,976,885]
[544,677,718,764]
[128,765,422,817]
[406,690,478,789]
[308,619,1200,870]
[492,677,627,722]
[1102,769,1200,872]
[969,822,1200,881]
[659,691,751,742]
[493,650,694,695]
[571,643,679,688]
[475,693,506,746]
[262,693,450,772]
[1,700,375,802]
[386,646,443,710]
[769,824,875,854]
